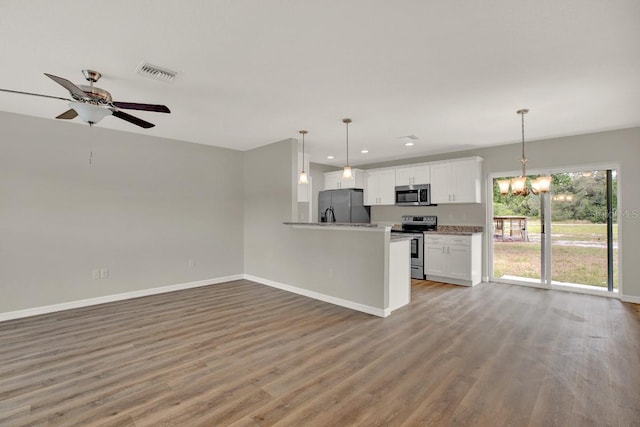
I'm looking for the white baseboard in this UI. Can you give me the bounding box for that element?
[244,274,389,318]
[621,295,640,304]
[0,274,244,322]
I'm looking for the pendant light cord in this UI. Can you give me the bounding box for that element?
[298,130,308,174]
[345,120,349,166]
[343,118,352,167]
[518,109,528,177]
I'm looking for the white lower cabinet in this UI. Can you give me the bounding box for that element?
[424,234,481,286]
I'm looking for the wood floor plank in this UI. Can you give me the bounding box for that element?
[0,279,638,426]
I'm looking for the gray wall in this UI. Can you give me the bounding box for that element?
[243,140,386,307]
[0,112,245,312]
[2,110,638,315]
[244,139,298,278]
[358,127,640,298]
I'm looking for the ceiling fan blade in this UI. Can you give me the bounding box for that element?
[0,87,72,102]
[55,109,78,120]
[111,101,170,113]
[111,110,155,128]
[44,73,88,99]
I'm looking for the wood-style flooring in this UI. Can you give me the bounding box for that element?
[1,279,639,426]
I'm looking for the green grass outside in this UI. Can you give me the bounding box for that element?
[527,222,618,242]
[493,222,618,288]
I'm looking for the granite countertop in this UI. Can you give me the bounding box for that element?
[284,222,482,234]
[283,222,379,228]
[425,226,483,235]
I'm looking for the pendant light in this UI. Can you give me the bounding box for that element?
[342,118,352,179]
[298,130,309,184]
[498,109,551,196]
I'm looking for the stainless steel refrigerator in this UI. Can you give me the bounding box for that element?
[318,189,371,223]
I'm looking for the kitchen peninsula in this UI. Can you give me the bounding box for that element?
[278,223,411,317]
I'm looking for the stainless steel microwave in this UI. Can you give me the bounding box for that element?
[395,184,433,206]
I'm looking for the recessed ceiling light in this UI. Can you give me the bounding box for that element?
[327,155,335,160]
[404,142,414,147]
[361,149,369,154]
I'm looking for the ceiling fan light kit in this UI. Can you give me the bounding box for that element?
[0,69,171,129]
[69,101,111,126]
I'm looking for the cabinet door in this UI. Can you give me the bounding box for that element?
[364,171,379,205]
[412,165,430,184]
[447,245,471,280]
[451,159,480,203]
[395,166,415,186]
[425,244,447,276]
[324,171,341,190]
[377,169,396,205]
[430,162,452,203]
[340,172,356,189]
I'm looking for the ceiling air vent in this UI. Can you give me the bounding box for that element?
[136,62,177,82]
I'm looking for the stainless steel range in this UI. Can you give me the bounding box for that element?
[391,215,437,280]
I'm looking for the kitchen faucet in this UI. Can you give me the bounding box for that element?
[323,206,336,223]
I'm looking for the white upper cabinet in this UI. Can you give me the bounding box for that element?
[324,169,364,190]
[395,164,430,186]
[364,168,396,205]
[430,157,482,204]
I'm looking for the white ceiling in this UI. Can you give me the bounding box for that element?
[1,0,639,166]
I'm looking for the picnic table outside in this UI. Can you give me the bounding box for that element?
[493,216,529,241]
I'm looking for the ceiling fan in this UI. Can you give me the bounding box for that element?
[0,70,170,128]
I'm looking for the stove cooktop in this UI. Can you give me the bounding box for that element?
[399,215,437,232]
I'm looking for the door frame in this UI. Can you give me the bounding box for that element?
[486,162,623,297]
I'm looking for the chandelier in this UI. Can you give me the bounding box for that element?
[497,109,551,196]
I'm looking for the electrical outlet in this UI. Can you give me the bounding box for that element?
[92,269,100,280]
[328,268,334,279]
[188,258,196,268]
[100,268,109,279]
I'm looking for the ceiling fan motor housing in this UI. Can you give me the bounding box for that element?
[74,85,112,104]
[82,69,101,83]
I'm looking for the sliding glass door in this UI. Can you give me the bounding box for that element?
[491,168,618,293]
[492,175,543,285]
[548,170,618,291]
